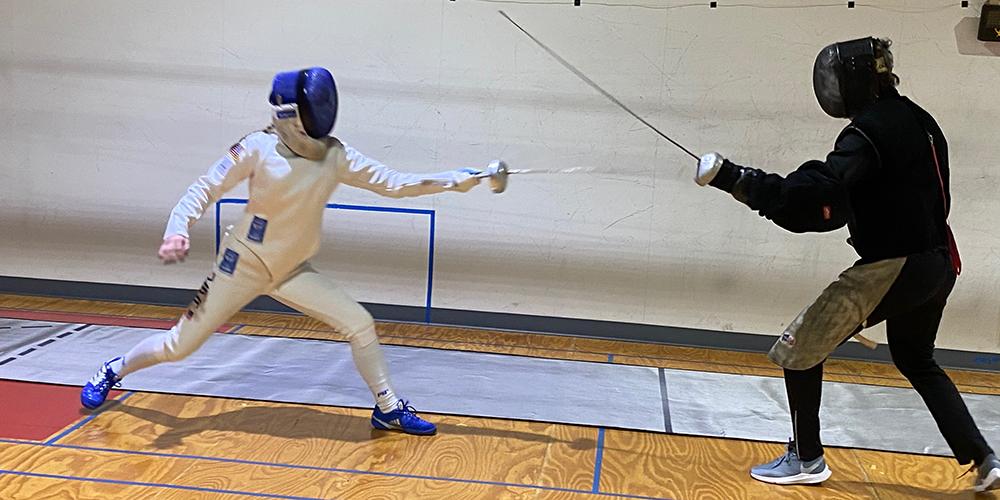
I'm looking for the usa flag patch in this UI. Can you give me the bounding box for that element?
[219,248,240,276]
[228,143,244,164]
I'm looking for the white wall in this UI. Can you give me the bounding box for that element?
[2,0,998,352]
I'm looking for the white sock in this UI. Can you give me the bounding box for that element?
[375,386,401,414]
[107,356,125,376]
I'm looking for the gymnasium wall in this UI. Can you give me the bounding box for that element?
[2,0,998,353]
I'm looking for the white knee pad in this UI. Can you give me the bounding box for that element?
[155,318,215,363]
[159,328,199,362]
[120,324,205,376]
[344,315,378,348]
[346,319,393,404]
[319,303,377,347]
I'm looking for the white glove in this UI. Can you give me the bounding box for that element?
[695,152,726,187]
[416,168,481,191]
[440,167,482,192]
[427,161,506,193]
[485,160,503,177]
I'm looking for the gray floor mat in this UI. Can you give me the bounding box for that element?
[0,320,664,431]
[664,369,1000,456]
[0,320,85,365]
[2,317,999,456]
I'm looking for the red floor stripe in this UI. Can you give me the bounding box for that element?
[0,380,121,441]
[0,308,231,332]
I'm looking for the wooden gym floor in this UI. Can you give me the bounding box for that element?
[0,293,998,499]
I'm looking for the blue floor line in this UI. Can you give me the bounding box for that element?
[45,391,135,445]
[0,468,320,499]
[593,427,607,492]
[0,436,670,500]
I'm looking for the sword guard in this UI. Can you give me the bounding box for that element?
[486,160,509,193]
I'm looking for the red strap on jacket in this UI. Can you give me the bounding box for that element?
[928,134,962,276]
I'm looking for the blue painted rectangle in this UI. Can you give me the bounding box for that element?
[215,198,436,323]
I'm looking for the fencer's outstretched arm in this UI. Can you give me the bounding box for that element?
[337,144,482,198]
[696,131,878,233]
[164,140,256,239]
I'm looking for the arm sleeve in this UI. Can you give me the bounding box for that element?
[726,130,878,233]
[336,144,478,198]
[163,139,256,238]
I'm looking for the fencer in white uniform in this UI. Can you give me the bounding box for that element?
[81,67,501,435]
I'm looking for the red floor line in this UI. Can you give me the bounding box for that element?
[0,308,231,333]
[0,380,121,441]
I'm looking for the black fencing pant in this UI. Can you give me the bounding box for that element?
[785,249,993,465]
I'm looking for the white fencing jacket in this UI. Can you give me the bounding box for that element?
[165,131,479,278]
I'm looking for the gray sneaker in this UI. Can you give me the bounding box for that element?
[976,454,1000,493]
[750,440,832,485]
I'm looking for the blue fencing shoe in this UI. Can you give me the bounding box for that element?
[80,357,122,409]
[371,400,437,436]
